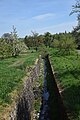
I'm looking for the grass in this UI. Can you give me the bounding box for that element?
[47,48,80,120]
[0,47,80,120]
[0,51,38,107]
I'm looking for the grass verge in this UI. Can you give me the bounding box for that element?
[48,48,80,120]
[0,51,38,119]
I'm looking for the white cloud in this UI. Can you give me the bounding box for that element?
[17,21,77,37]
[36,21,77,34]
[33,13,55,20]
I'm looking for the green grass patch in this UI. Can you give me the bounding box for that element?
[47,48,80,120]
[0,51,38,105]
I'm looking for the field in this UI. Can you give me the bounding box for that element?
[0,47,80,120]
[48,48,80,120]
[0,50,39,117]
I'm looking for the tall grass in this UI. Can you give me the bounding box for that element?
[48,48,80,120]
[0,51,38,105]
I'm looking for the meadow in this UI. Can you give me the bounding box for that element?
[0,50,39,115]
[48,48,80,120]
[0,47,80,120]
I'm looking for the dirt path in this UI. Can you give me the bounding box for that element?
[9,58,25,67]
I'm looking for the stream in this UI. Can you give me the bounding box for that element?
[39,58,50,120]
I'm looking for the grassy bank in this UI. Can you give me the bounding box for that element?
[0,51,38,116]
[48,48,80,120]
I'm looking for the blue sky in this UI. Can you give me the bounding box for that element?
[0,0,77,37]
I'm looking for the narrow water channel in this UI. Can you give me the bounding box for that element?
[39,55,69,120]
[39,57,50,120]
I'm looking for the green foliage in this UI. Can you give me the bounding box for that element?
[53,33,77,55]
[44,32,53,47]
[39,45,49,58]
[0,26,21,59]
[24,31,77,53]
[70,0,80,48]
[10,25,20,57]
[24,35,33,49]
[72,21,80,48]
[0,38,12,58]
[24,32,44,51]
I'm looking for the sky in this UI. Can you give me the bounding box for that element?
[0,0,78,37]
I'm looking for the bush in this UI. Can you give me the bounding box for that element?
[53,34,77,55]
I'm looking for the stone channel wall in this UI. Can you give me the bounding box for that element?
[9,57,41,120]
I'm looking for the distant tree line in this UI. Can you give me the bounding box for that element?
[0,30,78,59]
[24,31,77,55]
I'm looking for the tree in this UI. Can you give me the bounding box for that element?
[31,31,39,51]
[70,0,80,15]
[70,0,80,48]
[24,31,44,51]
[10,25,20,56]
[53,33,76,55]
[0,38,6,58]
[44,32,52,47]
[24,35,33,49]
[2,33,11,39]
[37,35,44,46]
[0,26,20,58]
[0,38,12,59]
[1,33,13,44]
